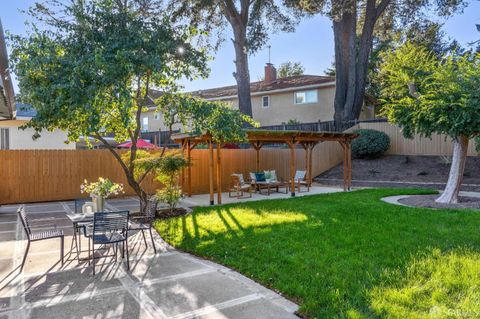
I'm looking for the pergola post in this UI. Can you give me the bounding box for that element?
[187,140,192,197]
[216,142,222,205]
[181,140,186,194]
[287,140,297,197]
[252,141,263,172]
[308,142,317,186]
[339,140,352,191]
[346,140,352,190]
[208,139,215,205]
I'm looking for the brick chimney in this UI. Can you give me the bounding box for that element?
[264,63,277,83]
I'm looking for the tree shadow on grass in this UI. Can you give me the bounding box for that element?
[157,189,480,318]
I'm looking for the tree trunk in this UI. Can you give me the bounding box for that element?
[332,0,390,129]
[232,25,253,118]
[436,135,469,204]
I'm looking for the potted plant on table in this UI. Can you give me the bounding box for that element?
[81,178,124,212]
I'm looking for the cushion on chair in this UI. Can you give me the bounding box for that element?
[264,170,277,182]
[249,172,257,181]
[231,173,245,184]
[254,172,266,182]
[294,170,306,181]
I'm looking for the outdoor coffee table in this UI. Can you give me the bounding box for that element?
[257,181,289,195]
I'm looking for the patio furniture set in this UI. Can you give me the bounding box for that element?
[17,199,156,275]
[228,170,311,199]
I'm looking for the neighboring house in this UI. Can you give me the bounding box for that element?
[0,104,75,150]
[142,63,375,132]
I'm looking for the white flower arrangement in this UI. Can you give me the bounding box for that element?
[81,177,124,198]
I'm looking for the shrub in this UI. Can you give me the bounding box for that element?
[352,129,390,159]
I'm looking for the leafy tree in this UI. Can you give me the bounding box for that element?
[278,61,305,78]
[285,0,466,129]
[367,20,462,105]
[167,0,299,117]
[379,42,480,204]
[10,0,255,213]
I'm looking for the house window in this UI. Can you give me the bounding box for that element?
[154,112,160,120]
[262,96,270,108]
[142,117,149,132]
[0,128,9,150]
[294,90,318,104]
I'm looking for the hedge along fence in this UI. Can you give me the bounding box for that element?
[356,122,478,156]
[0,141,344,204]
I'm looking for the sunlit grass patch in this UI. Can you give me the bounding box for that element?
[370,248,480,319]
[154,188,480,318]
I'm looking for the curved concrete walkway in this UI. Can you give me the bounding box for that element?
[0,198,298,319]
[381,191,480,208]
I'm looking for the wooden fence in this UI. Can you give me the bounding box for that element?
[356,122,478,156]
[0,141,344,204]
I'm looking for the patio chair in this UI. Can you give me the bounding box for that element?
[85,211,129,275]
[289,170,310,193]
[128,200,158,254]
[17,206,64,271]
[229,174,252,198]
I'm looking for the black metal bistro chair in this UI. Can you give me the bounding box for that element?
[128,216,157,253]
[85,211,129,275]
[17,206,64,271]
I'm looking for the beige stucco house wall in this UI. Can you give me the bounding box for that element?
[141,83,375,130]
[0,120,75,150]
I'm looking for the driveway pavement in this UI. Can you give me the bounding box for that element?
[0,198,298,319]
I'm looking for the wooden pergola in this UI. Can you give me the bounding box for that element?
[173,130,358,205]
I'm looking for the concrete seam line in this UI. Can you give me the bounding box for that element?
[138,268,217,288]
[60,201,72,214]
[170,293,263,319]
[2,285,125,314]
[117,267,168,319]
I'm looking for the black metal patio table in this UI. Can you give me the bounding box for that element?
[66,212,94,262]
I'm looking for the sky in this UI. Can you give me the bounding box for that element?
[1,0,480,93]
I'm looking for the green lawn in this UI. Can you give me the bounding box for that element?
[154,189,480,318]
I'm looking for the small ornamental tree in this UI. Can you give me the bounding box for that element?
[10,0,256,214]
[379,42,480,203]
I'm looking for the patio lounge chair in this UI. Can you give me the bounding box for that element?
[289,170,310,193]
[85,211,129,275]
[229,174,252,198]
[17,206,64,271]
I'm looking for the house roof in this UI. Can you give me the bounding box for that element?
[186,75,335,99]
[147,75,335,102]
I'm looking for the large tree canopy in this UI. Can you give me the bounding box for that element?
[285,0,466,129]
[167,0,299,117]
[379,42,480,203]
[10,0,255,213]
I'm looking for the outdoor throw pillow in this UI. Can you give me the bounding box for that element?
[264,170,277,182]
[255,172,266,182]
[249,172,257,181]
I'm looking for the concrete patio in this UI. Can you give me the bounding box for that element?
[0,197,300,319]
[182,184,344,206]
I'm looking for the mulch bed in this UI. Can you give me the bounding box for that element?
[316,155,480,192]
[399,194,480,210]
[156,207,190,219]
